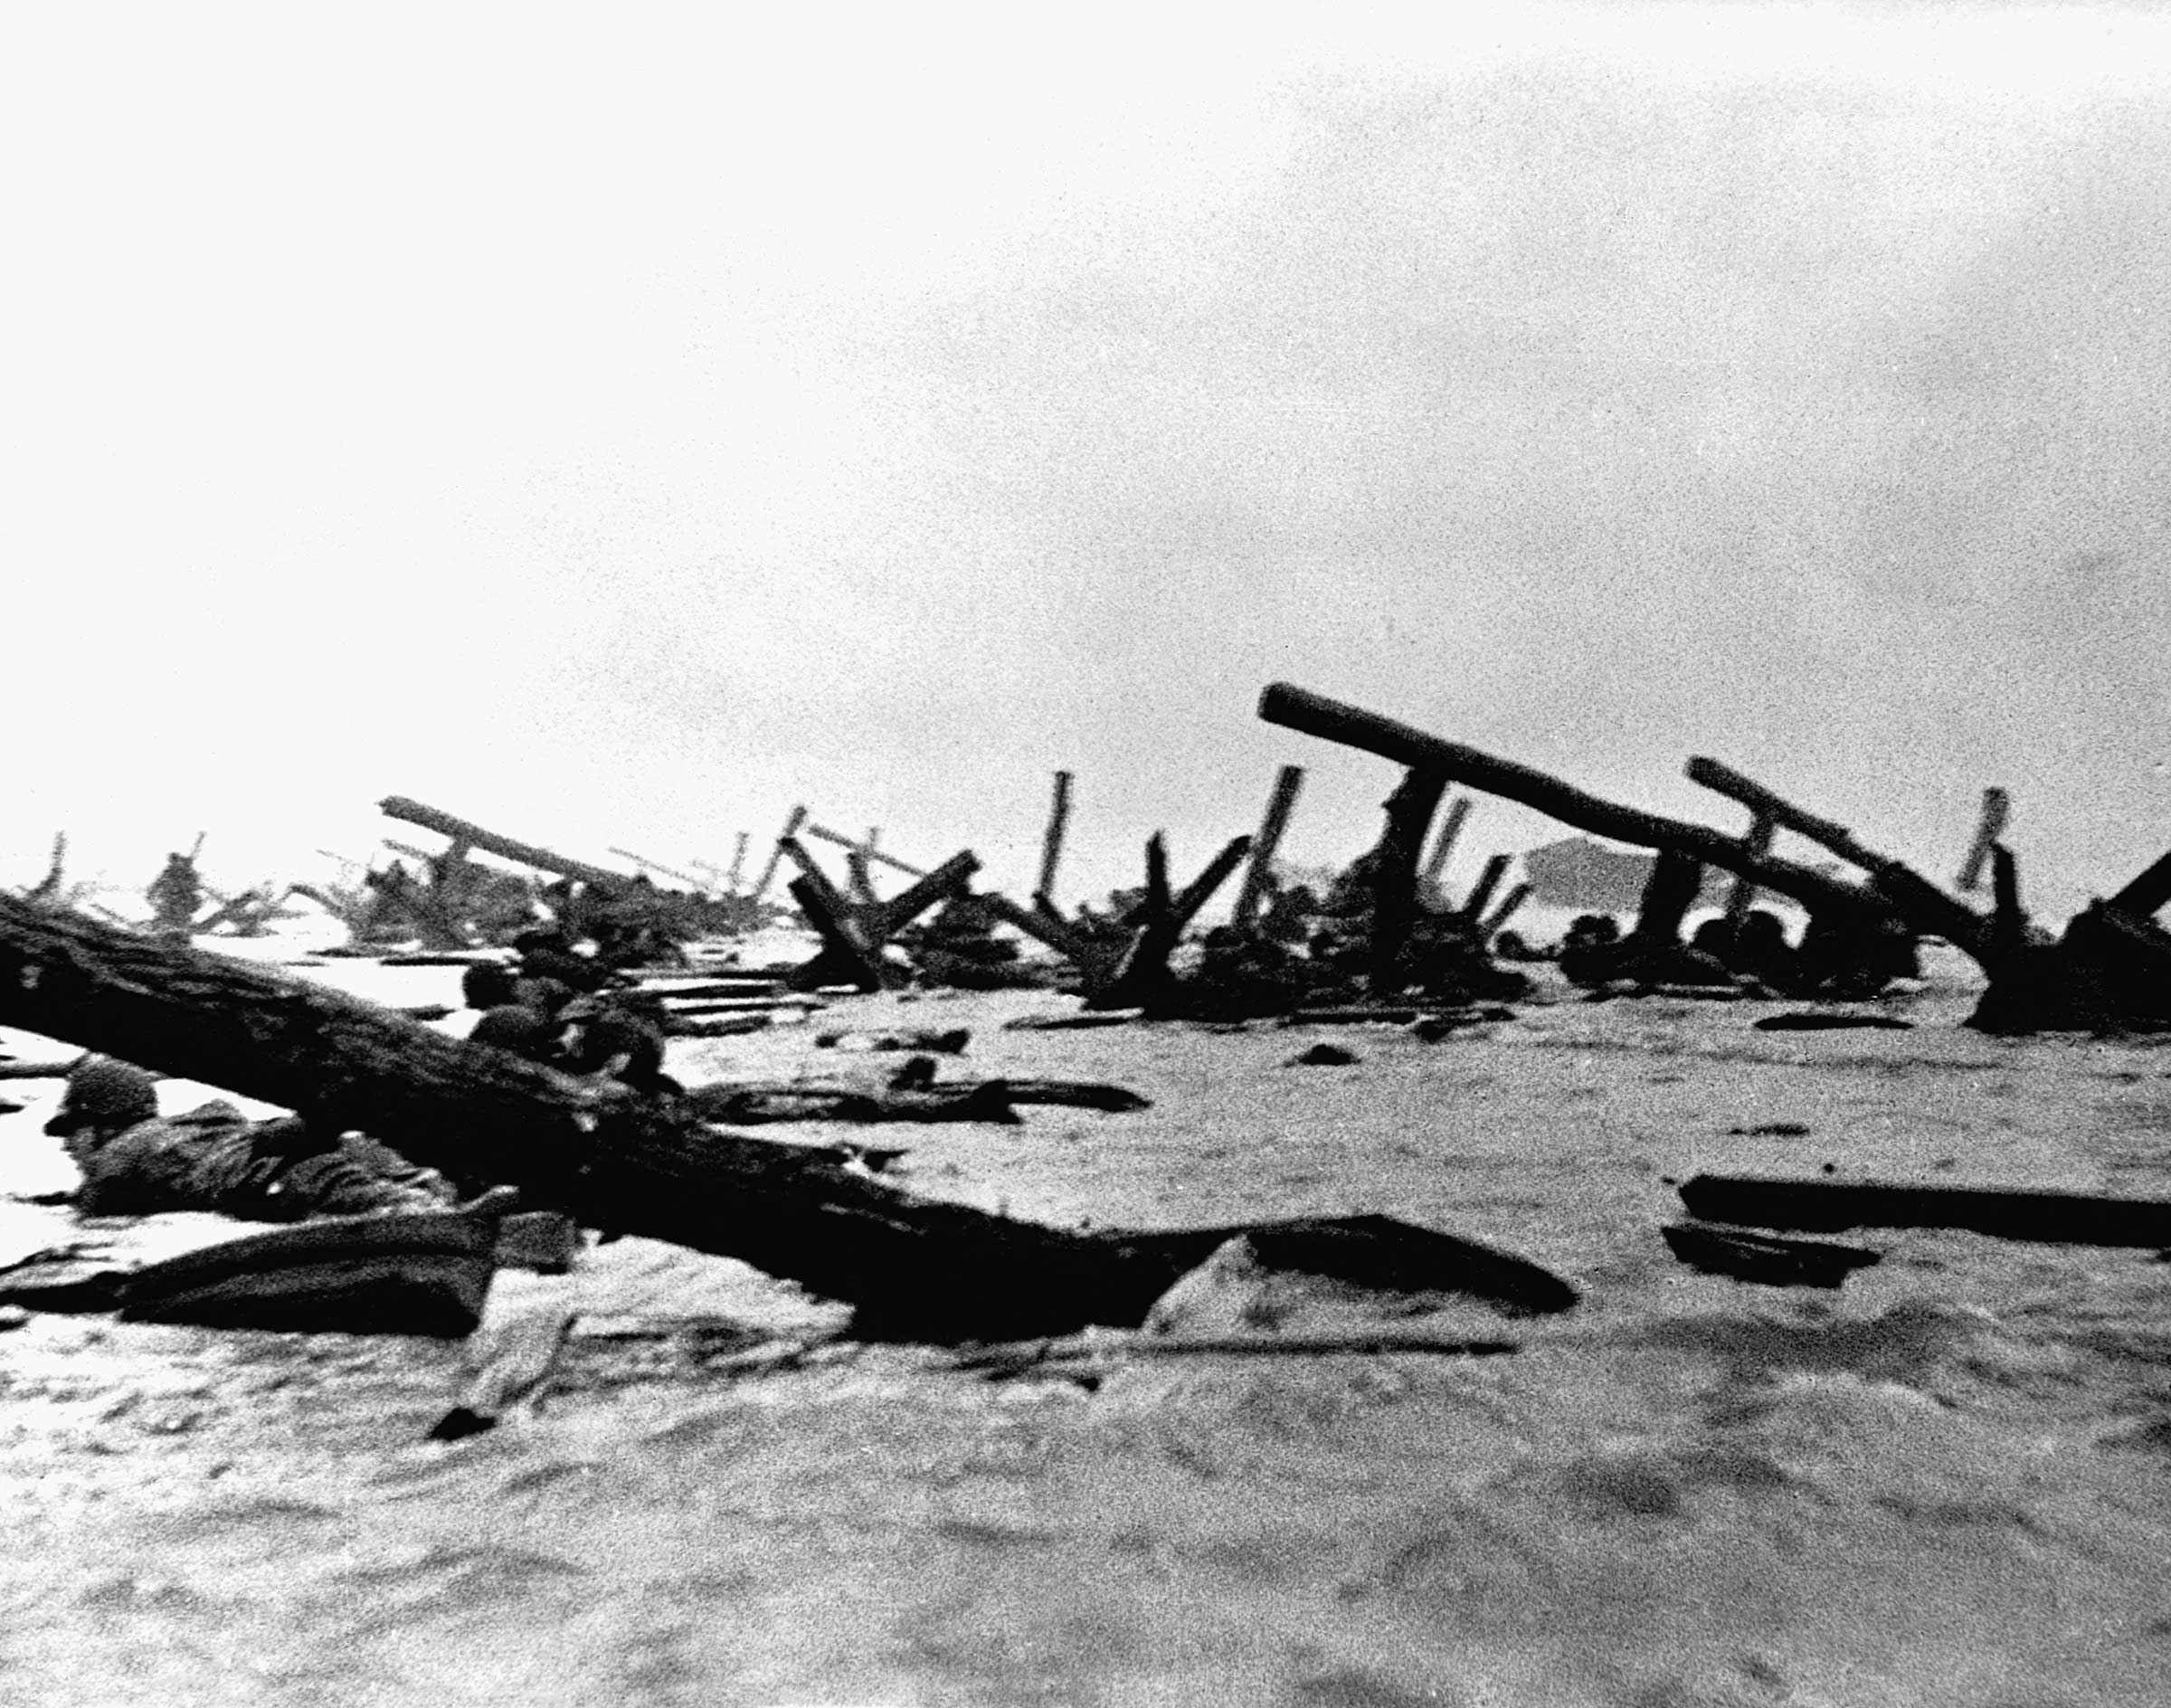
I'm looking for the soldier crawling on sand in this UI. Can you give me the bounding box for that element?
[44,1057,506,1222]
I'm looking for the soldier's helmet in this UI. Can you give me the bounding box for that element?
[45,1057,159,1137]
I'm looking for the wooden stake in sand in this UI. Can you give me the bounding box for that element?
[1954,788,2012,895]
[749,806,808,904]
[1421,796,1472,890]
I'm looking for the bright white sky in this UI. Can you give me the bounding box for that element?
[5,4,2169,924]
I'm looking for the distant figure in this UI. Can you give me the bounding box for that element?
[46,1057,471,1220]
[146,853,203,941]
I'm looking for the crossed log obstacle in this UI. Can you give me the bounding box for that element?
[777,838,981,992]
[984,831,1253,1012]
[0,891,1574,1339]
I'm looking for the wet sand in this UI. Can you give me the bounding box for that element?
[1,944,2167,1705]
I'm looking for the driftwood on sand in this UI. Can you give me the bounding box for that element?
[0,893,1572,1340]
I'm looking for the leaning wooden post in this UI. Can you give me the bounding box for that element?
[1037,771,1074,908]
[725,833,750,896]
[1478,881,1531,940]
[1257,683,1992,966]
[1955,788,2012,895]
[1370,769,1448,993]
[1232,764,1305,930]
[1090,835,1251,1011]
[1421,797,1472,889]
[2108,847,2171,922]
[1455,853,1511,929]
[379,799,634,892]
[749,807,808,903]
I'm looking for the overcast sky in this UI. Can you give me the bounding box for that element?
[5,4,2168,924]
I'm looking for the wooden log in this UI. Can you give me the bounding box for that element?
[2109,846,2171,921]
[379,798,633,892]
[1630,849,1703,946]
[1092,836,1251,1012]
[1477,882,1531,940]
[0,888,1575,1341]
[1722,816,1776,923]
[1170,835,1252,931]
[1678,1172,2171,1248]
[864,851,981,942]
[1683,756,1987,954]
[981,892,1103,969]
[1232,765,1304,929]
[608,849,708,892]
[1370,769,1448,995]
[1990,842,2029,955]
[1954,788,2011,894]
[784,876,889,992]
[1454,853,1511,929]
[1038,771,1074,906]
[749,807,808,903]
[1421,797,1472,888]
[807,822,926,878]
[1258,685,1986,963]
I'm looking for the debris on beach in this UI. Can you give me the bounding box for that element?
[1660,1221,1884,1290]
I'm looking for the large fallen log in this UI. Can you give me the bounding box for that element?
[1682,756,1991,957]
[1678,1172,2171,1248]
[1256,683,1990,967]
[0,893,1566,1339]
[379,797,635,892]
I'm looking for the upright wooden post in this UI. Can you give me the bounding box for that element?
[1955,788,2011,894]
[1632,849,1705,947]
[1422,797,1472,888]
[1037,771,1074,907]
[751,807,808,903]
[1370,769,1448,994]
[726,833,749,895]
[1232,764,1304,930]
[1723,816,1776,923]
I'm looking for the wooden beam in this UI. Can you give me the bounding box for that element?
[1232,765,1304,929]
[1370,770,1447,994]
[1421,796,1472,887]
[1954,787,2011,894]
[806,822,926,878]
[1037,771,1074,905]
[749,807,807,903]
[1722,816,1776,923]
[379,798,632,891]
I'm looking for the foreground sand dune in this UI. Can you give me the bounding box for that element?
[0,947,2166,1706]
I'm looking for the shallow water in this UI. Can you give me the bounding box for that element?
[2,950,2168,1704]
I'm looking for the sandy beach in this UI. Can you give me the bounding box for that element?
[1,939,2166,1706]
